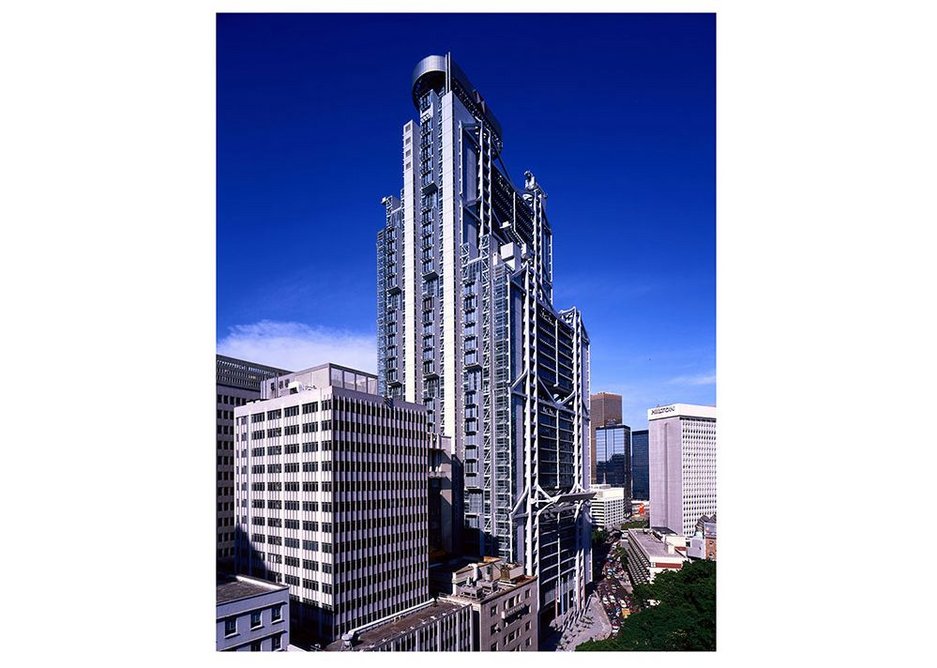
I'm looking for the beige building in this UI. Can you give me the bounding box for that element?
[648,403,717,537]
[688,514,717,561]
[625,528,688,586]
[443,558,539,651]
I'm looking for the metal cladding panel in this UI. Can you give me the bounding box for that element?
[403,122,417,403]
[441,92,458,443]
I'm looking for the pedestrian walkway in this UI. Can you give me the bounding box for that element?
[553,593,611,651]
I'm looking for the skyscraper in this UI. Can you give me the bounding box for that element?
[631,429,650,501]
[648,403,717,536]
[377,54,592,628]
[594,423,632,500]
[589,392,622,484]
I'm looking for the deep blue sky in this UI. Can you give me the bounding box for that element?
[217,13,715,429]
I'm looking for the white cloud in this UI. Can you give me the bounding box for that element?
[668,372,717,386]
[217,320,376,373]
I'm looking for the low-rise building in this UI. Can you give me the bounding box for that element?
[590,484,625,530]
[217,575,290,652]
[688,514,717,561]
[443,558,539,651]
[625,528,688,586]
[328,599,473,652]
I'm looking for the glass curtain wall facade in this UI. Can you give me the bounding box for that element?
[631,429,649,500]
[377,54,592,629]
[594,424,632,496]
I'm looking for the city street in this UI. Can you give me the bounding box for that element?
[543,535,637,650]
[595,537,636,637]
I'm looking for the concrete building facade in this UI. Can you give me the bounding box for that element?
[589,484,625,531]
[217,574,290,652]
[444,558,539,651]
[376,53,592,628]
[688,514,717,561]
[589,392,622,484]
[234,363,430,647]
[216,355,289,569]
[648,403,717,537]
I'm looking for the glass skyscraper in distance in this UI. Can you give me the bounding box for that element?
[594,423,632,508]
[589,392,622,484]
[376,53,592,629]
[631,429,650,501]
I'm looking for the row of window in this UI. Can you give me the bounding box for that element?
[249,534,333,552]
[249,481,335,492]
[223,604,283,637]
[247,441,333,457]
[251,517,332,532]
[248,461,332,474]
[248,422,331,439]
[250,402,331,424]
[217,394,248,407]
[249,499,325,512]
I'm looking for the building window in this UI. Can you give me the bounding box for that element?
[272,605,283,622]
[224,617,237,636]
[272,634,282,650]
[251,640,262,651]
[250,611,262,629]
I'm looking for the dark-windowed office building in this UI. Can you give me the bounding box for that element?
[631,429,649,501]
[594,424,631,512]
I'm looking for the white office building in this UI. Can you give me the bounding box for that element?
[648,403,717,537]
[234,363,430,648]
[589,484,625,530]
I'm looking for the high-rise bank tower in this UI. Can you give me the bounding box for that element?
[377,54,593,626]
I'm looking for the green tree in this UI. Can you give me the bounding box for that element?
[577,560,716,651]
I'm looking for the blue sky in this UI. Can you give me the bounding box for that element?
[217,13,715,430]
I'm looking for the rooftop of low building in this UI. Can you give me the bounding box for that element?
[216,574,287,606]
[628,529,689,560]
[327,599,466,651]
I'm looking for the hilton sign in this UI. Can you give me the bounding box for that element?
[647,403,718,421]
